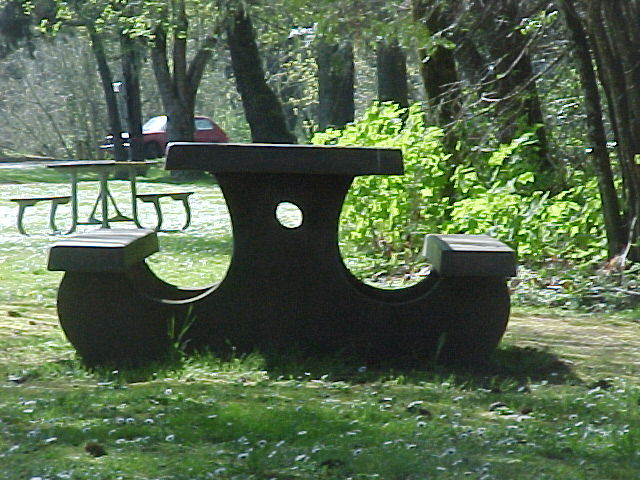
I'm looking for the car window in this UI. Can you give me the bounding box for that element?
[194,118,214,130]
[143,116,168,133]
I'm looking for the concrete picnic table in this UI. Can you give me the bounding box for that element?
[48,143,517,366]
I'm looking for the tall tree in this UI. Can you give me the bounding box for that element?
[470,0,551,173]
[149,0,217,147]
[585,0,640,261]
[557,0,623,257]
[225,4,296,143]
[119,7,144,161]
[316,39,355,130]
[412,0,461,129]
[0,0,35,57]
[87,24,127,161]
[376,39,409,108]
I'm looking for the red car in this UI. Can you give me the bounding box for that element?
[101,115,228,158]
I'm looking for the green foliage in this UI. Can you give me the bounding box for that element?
[447,173,605,263]
[314,103,450,268]
[312,102,607,279]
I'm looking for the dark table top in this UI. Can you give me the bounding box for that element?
[165,143,404,176]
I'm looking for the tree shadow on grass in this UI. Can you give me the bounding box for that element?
[259,344,581,389]
[36,343,579,389]
[471,344,580,384]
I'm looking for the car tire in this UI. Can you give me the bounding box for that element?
[143,142,163,159]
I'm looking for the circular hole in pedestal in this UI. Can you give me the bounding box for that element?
[275,201,303,229]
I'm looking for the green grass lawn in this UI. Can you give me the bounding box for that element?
[2,166,640,479]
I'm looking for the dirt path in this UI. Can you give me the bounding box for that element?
[505,310,640,381]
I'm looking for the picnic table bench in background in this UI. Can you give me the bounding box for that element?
[10,195,71,235]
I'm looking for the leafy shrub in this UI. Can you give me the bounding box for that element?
[313,103,451,278]
[312,102,608,279]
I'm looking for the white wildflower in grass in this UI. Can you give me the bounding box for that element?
[442,447,457,456]
[165,434,175,442]
[416,421,427,428]
[237,452,250,461]
[144,418,154,425]
[126,417,135,424]
[211,467,226,476]
[352,448,363,456]
[257,439,268,448]
[294,454,308,462]
[358,366,367,373]
[297,430,307,436]
[164,388,173,395]
[276,440,286,447]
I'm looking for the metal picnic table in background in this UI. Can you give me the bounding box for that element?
[48,160,152,232]
[47,143,517,367]
[10,160,193,234]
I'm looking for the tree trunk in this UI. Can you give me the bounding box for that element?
[226,7,296,143]
[411,0,463,210]
[149,0,215,145]
[412,0,461,129]
[376,39,409,107]
[479,0,552,174]
[88,28,126,161]
[120,34,144,161]
[316,40,355,130]
[558,0,623,257]
[587,0,640,260]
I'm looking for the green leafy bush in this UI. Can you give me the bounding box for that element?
[312,103,607,281]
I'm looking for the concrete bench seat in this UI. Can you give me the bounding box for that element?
[10,195,71,235]
[136,192,193,231]
[423,234,517,278]
[48,228,158,272]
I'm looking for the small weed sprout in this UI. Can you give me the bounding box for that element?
[167,306,198,356]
